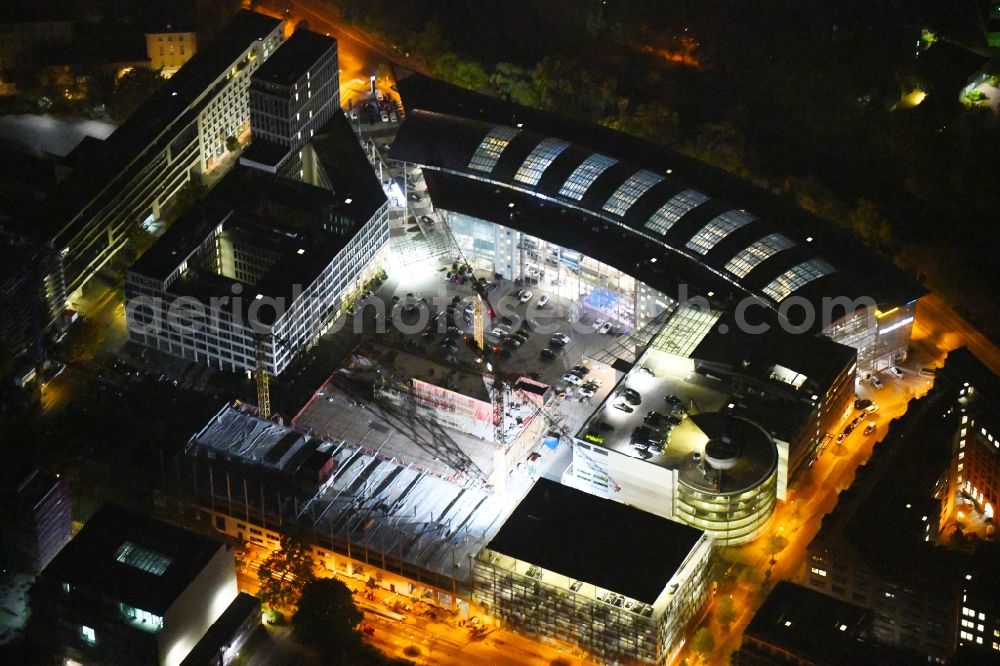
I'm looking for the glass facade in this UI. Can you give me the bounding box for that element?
[514,138,570,186]
[468,126,520,173]
[602,170,665,217]
[724,233,796,278]
[473,541,711,666]
[685,210,756,255]
[675,468,777,545]
[559,153,618,200]
[762,258,836,303]
[644,189,709,236]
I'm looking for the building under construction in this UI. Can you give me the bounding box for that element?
[176,402,525,601]
[293,342,552,490]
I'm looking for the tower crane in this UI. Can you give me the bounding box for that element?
[254,332,295,420]
[438,220,511,490]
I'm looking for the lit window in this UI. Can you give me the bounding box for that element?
[81,626,96,644]
[687,209,757,254]
[762,258,836,303]
[644,189,709,235]
[514,138,570,186]
[810,567,827,577]
[725,233,796,278]
[603,170,665,217]
[559,153,617,199]
[469,125,520,172]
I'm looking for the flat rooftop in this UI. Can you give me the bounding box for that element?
[251,29,336,89]
[240,138,291,168]
[129,167,367,324]
[309,111,389,225]
[744,582,904,665]
[41,11,281,242]
[43,504,225,616]
[577,349,778,493]
[486,479,702,604]
[293,371,495,483]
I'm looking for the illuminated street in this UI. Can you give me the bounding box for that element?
[4,4,1000,666]
[679,296,1000,663]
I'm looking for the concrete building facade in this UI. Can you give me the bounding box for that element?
[38,11,283,324]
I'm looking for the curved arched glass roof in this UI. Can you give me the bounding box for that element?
[391,113,847,306]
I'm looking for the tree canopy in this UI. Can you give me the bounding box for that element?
[293,578,365,665]
[257,536,316,609]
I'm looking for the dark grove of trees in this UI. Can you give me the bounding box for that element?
[329,0,1000,340]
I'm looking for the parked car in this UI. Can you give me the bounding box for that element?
[644,411,665,427]
[592,318,607,330]
[854,398,873,411]
[562,373,584,386]
[864,423,877,436]
[638,366,655,377]
[551,333,570,346]
[420,215,436,225]
[580,385,597,398]
[620,388,642,405]
[868,374,884,390]
[598,322,613,335]
[407,192,422,202]
[864,403,879,414]
[570,365,590,376]
[591,420,614,433]
[919,367,937,378]
[537,294,550,307]
[518,290,534,303]
[664,394,682,406]
[889,366,905,379]
[491,326,509,338]
[612,400,634,414]
[540,348,558,360]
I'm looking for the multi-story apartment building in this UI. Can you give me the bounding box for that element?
[242,28,340,177]
[938,347,1000,534]
[144,23,197,77]
[37,11,283,324]
[125,153,387,376]
[0,467,72,572]
[734,582,918,665]
[0,238,43,361]
[473,479,712,665]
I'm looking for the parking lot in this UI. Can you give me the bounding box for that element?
[350,254,628,391]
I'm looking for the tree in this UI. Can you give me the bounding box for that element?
[257,536,316,609]
[225,135,239,152]
[292,578,364,665]
[691,626,715,660]
[107,68,164,121]
[431,52,489,91]
[763,534,789,559]
[62,318,104,363]
[716,595,737,628]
